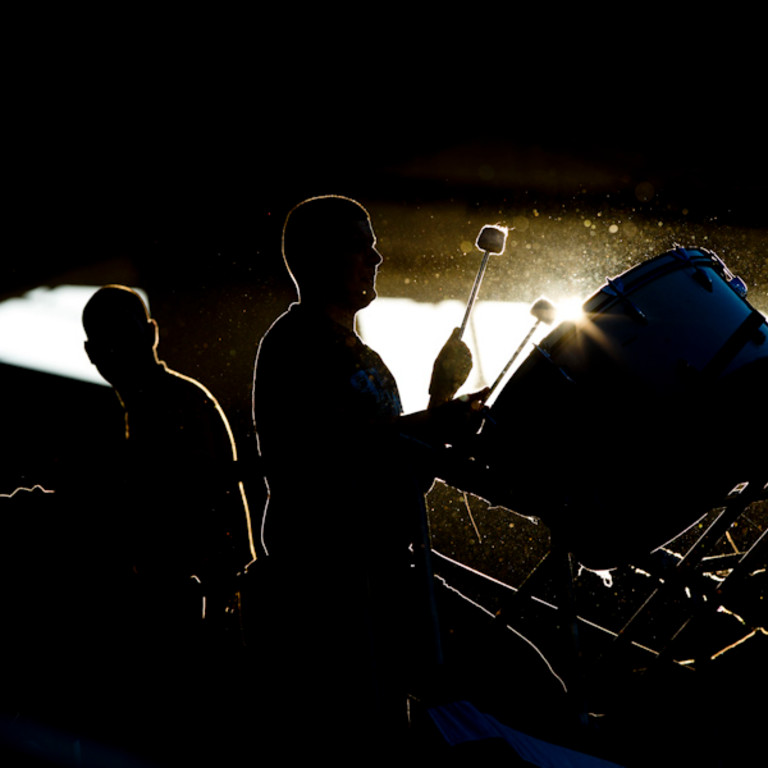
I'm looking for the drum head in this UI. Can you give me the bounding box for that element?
[465,248,768,567]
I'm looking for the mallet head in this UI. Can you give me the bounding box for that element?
[475,225,508,255]
[530,297,557,325]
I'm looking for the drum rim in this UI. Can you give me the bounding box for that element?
[532,247,764,377]
[583,247,716,314]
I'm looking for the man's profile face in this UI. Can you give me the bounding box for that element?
[332,217,382,312]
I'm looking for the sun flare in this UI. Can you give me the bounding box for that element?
[553,295,586,324]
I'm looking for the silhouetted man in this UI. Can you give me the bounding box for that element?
[83,285,256,640]
[251,195,486,756]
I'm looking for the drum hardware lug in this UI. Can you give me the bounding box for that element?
[705,248,748,298]
[604,277,649,324]
[727,275,749,299]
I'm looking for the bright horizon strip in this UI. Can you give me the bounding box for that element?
[0,288,580,400]
[359,296,584,413]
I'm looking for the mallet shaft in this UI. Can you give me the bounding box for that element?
[459,250,491,338]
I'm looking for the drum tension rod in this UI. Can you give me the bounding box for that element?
[672,246,714,291]
[531,344,575,382]
[604,277,648,325]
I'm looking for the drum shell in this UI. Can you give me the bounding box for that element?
[471,249,768,566]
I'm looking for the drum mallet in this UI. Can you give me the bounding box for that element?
[487,297,557,398]
[458,224,509,339]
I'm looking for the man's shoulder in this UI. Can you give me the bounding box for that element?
[155,364,222,413]
[255,304,297,350]
[257,304,352,360]
[263,303,326,336]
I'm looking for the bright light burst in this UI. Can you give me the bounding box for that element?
[358,296,585,413]
[553,295,586,323]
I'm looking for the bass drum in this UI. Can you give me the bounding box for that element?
[470,247,768,568]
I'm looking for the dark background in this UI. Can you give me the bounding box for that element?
[2,19,767,766]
